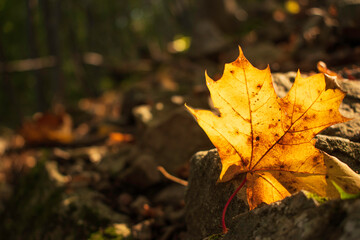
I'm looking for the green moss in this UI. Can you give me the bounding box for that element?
[304,191,329,204]
[89,225,132,240]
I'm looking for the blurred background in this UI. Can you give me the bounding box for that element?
[0,0,359,239]
[1,0,359,127]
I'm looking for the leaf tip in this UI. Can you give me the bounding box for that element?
[184,104,198,119]
[296,69,301,78]
[237,45,244,57]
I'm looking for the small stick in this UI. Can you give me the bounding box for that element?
[222,177,247,233]
[157,166,188,186]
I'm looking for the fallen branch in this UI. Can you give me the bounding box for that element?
[157,166,188,186]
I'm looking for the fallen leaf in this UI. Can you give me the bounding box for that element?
[332,180,360,200]
[317,61,342,79]
[107,132,134,145]
[186,47,360,210]
[20,112,73,145]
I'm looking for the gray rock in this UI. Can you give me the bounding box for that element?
[62,188,129,224]
[224,192,360,240]
[320,120,360,142]
[140,107,213,174]
[132,219,154,240]
[185,149,247,240]
[185,147,360,240]
[272,72,296,98]
[120,154,161,189]
[153,184,186,206]
[130,196,150,216]
[338,79,360,99]
[316,134,360,172]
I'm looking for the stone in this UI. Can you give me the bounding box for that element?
[120,154,161,189]
[130,196,151,217]
[223,192,360,240]
[272,72,296,98]
[132,219,154,240]
[185,149,247,240]
[139,107,213,174]
[316,134,360,172]
[320,120,360,142]
[315,134,360,171]
[62,188,129,224]
[153,184,186,206]
[185,148,360,240]
[117,192,134,213]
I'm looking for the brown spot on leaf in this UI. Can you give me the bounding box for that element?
[242,158,249,166]
[268,123,278,129]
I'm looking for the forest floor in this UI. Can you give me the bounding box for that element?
[1,5,360,237]
[0,51,359,239]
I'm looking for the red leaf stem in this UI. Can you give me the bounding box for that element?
[222,177,247,233]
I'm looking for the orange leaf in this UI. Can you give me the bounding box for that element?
[186,47,360,210]
[20,112,73,145]
[317,61,342,79]
[108,132,134,144]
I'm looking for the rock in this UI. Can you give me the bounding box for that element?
[185,148,360,240]
[96,147,130,176]
[153,184,186,206]
[120,154,161,189]
[320,120,360,142]
[315,134,360,172]
[62,188,129,224]
[223,192,360,240]
[132,219,154,240]
[338,79,360,99]
[140,107,213,174]
[130,196,151,217]
[117,192,134,213]
[272,72,296,98]
[185,149,247,240]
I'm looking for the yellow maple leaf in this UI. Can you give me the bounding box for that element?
[186,47,360,210]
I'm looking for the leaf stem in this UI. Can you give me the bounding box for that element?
[222,177,247,234]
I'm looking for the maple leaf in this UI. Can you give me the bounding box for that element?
[186,47,360,210]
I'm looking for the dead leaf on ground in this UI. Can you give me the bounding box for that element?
[20,112,73,145]
[186,47,360,210]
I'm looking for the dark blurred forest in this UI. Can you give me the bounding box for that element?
[0,0,359,239]
[1,0,359,127]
